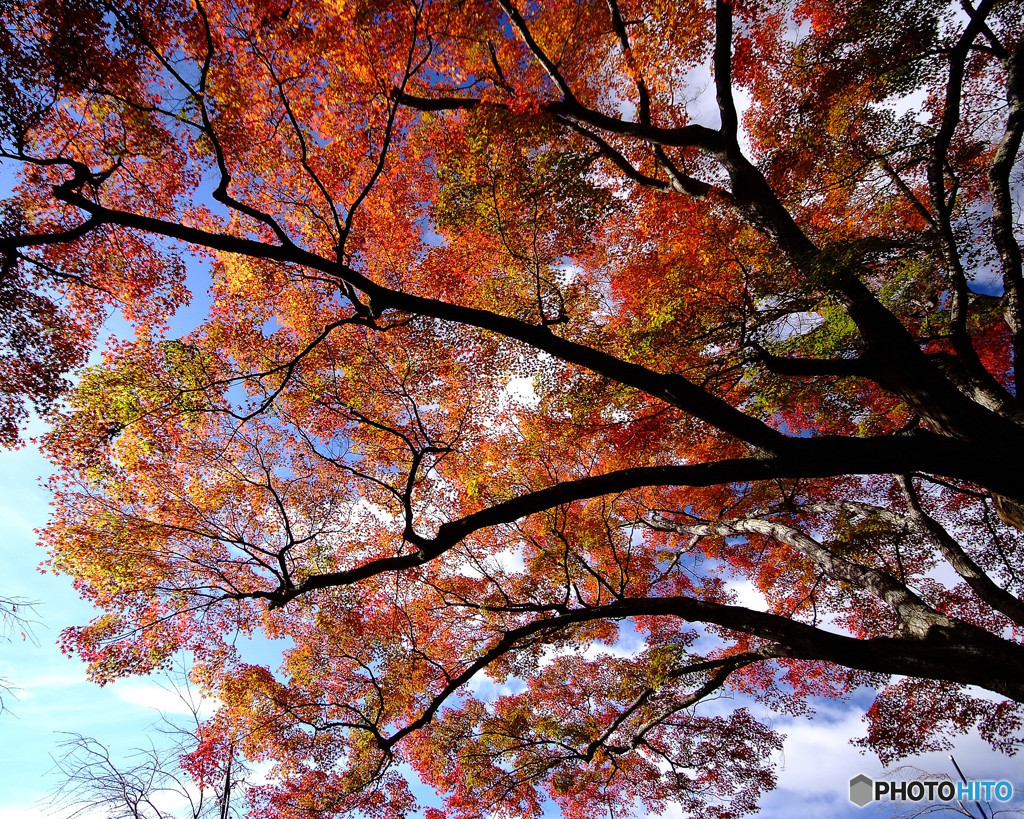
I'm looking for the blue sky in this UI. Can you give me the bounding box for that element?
[0,429,178,817]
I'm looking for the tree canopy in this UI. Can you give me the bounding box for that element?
[2,0,1024,815]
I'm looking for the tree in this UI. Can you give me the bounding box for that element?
[0,594,38,710]
[49,672,248,819]
[1,0,1023,815]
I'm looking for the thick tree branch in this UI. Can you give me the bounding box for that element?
[988,37,1024,396]
[495,0,576,102]
[251,432,1024,608]
[713,0,739,143]
[901,476,1024,628]
[34,169,786,451]
[394,596,1024,709]
[923,0,1016,402]
[604,0,651,124]
[646,514,955,639]
[393,91,724,151]
[749,346,874,379]
[557,118,672,192]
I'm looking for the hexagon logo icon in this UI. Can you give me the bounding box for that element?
[850,774,874,807]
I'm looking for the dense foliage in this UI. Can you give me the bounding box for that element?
[2,0,1023,815]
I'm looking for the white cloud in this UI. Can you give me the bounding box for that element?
[0,804,62,819]
[111,679,218,718]
[773,703,875,796]
[765,310,827,342]
[502,375,540,410]
[756,697,1024,819]
[463,672,525,701]
[725,578,767,611]
[4,670,89,697]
